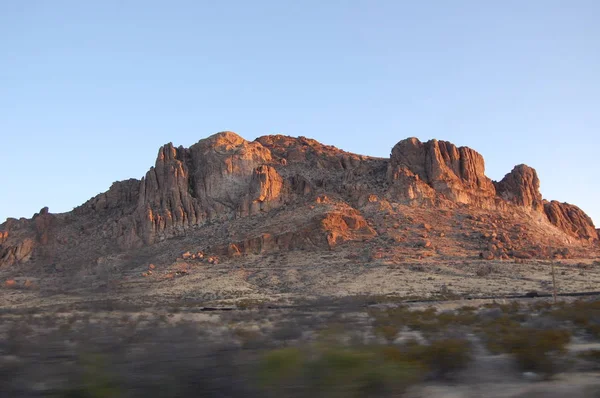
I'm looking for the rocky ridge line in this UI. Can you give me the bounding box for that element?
[0,132,597,268]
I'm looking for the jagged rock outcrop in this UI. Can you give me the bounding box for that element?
[543,200,597,241]
[256,135,365,170]
[131,132,281,245]
[243,165,284,215]
[388,138,496,206]
[495,165,543,212]
[0,237,35,267]
[386,167,437,204]
[0,207,56,267]
[83,179,141,212]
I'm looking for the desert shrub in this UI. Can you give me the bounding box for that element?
[436,310,479,328]
[310,346,421,397]
[510,329,571,376]
[374,324,400,343]
[481,318,571,377]
[237,298,270,310]
[270,322,303,343]
[529,300,554,312]
[60,354,122,398]
[370,306,480,339]
[3,321,34,355]
[369,306,438,334]
[497,301,521,315]
[548,300,600,338]
[233,327,267,349]
[259,347,305,395]
[578,349,600,369]
[476,263,497,277]
[258,344,423,398]
[403,338,472,380]
[480,315,524,353]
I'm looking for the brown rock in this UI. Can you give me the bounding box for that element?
[388,137,496,205]
[0,231,8,244]
[495,164,543,211]
[0,238,35,267]
[211,203,376,256]
[543,200,597,241]
[420,239,432,248]
[480,250,494,260]
[0,131,597,277]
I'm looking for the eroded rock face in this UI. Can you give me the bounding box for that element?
[543,200,597,241]
[388,138,496,206]
[123,132,383,247]
[495,165,543,212]
[0,207,57,267]
[83,179,141,212]
[243,165,284,215]
[386,167,436,204]
[131,132,280,244]
[0,237,35,267]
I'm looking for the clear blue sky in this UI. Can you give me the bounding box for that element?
[1,1,599,225]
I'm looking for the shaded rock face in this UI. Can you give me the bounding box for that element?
[0,207,56,267]
[495,165,543,212]
[388,138,496,206]
[386,167,436,204]
[543,200,598,241]
[256,135,364,170]
[84,179,141,212]
[0,237,35,267]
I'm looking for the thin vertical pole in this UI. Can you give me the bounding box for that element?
[551,262,557,304]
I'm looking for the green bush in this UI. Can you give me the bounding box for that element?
[259,347,305,394]
[60,354,122,398]
[369,305,480,339]
[258,344,424,398]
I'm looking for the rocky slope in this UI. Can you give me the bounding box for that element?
[1,132,598,274]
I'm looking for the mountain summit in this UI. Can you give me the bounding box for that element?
[1,133,597,275]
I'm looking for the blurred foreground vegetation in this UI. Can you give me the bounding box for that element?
[0,297,599,397]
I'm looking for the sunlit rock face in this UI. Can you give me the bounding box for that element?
[495,164,544,212]
[387,138,496,207]
[543,200,598,241]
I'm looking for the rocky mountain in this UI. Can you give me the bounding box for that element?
[1,132,598,274]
